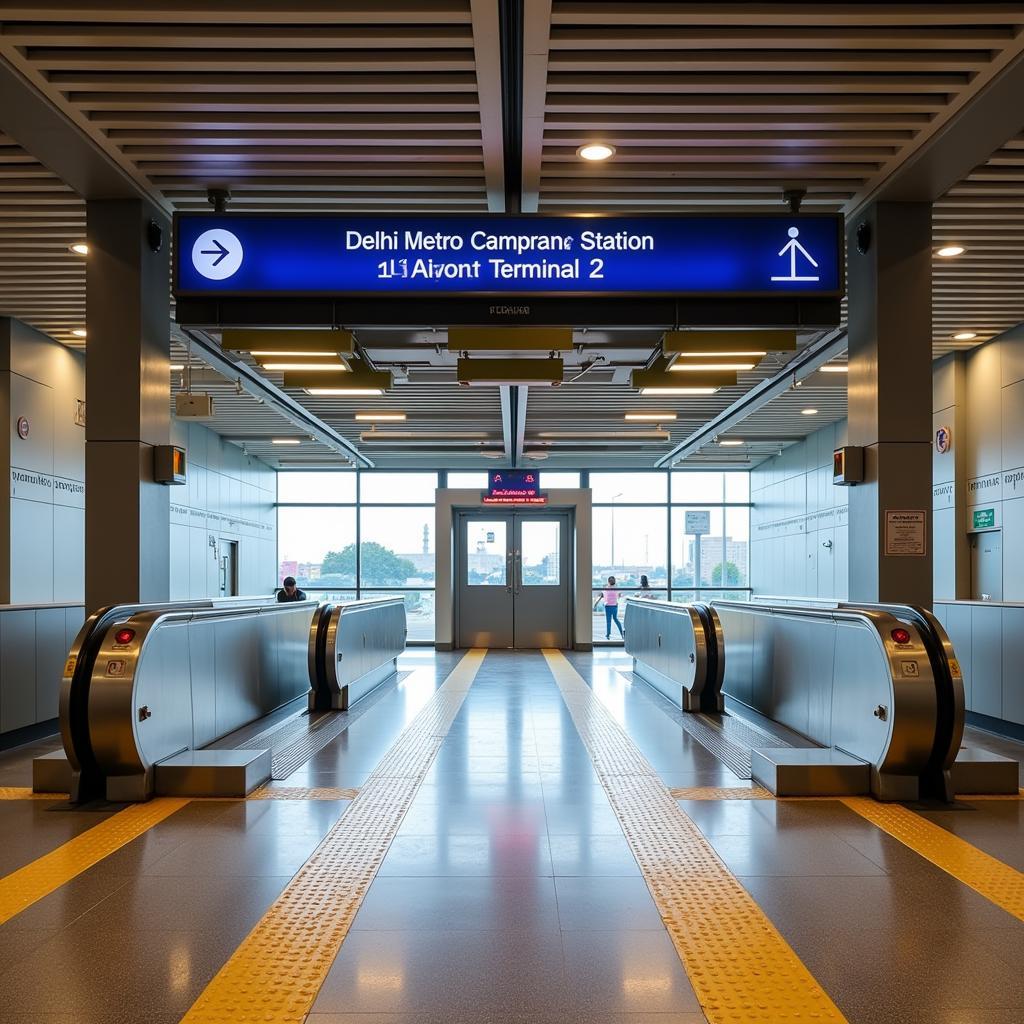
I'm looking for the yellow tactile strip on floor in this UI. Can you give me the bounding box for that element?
[179,649,486,1024]
[0,797,189,926]
[0,787,69,800]
[248,786,360,801]
[543,650,847,1024]
[670,786,774,800]
[842,797,1024,923]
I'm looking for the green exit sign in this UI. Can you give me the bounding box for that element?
[972,507,996,530]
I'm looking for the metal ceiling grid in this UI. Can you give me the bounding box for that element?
[932,130,1024,354]
[0,130,85,347]
[528,2,1024,214]
[0,1,500,212]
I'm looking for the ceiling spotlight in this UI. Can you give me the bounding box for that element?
[819,364,849,373]
[719,439,744,446]
[71,328,87,338]
[953,331,977,341]
[625,412,677,421]
[271,438,302,445]
[801,408,819,415]
[935,245,965,258]
[355,412,407,422]
[69,242,89,256]
[577,143,616,162]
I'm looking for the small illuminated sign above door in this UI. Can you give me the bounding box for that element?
[482,470,548,505]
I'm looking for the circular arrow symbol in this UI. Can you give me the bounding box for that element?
[192,228,243,280]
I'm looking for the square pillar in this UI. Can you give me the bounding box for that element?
[846,202,933,606]
[85,199,171,610]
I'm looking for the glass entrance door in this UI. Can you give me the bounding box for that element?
[456,512,571,649]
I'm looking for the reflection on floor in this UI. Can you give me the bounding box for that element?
[0,647,1021,1024]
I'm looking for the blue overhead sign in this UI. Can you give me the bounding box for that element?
[174,214,843,299]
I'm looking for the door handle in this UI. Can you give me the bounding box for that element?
[513,549,522,596]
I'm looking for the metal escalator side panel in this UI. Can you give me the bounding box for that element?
[623,597,704,711]
[308,603,334,711]
[692,602,725,712]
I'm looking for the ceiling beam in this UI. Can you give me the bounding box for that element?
[655,327,848,468]
[498,0,524,212]
[470,0,506,211]
[500,384,514,463]
[520,0,552,213]
[0,51,163,206]
[514,386,528,468]
[845,39,1024,215]
[182,329,373,468]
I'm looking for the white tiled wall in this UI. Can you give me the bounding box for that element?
[750,420,849,600]
[168,420,277,599]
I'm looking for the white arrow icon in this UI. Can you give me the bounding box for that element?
[192,228,243,280]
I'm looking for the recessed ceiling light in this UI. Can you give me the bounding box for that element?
[69,242,88,256]
[271,438,302,445]
[304,387,383,396]
[640,386,719,396]
[71,328,87,337]
[625,412,677,421]
[936,245,965,258]
[819,364,848,373]
[259,361,347,371]
[719,439,744,446]
[577,142,616,162]
[355,412,407,421]
[953,331,977,341]
[801,408,819,415]
[670,361,755,372]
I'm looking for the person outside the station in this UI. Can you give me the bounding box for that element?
[598,575,624,640]
[277,575,307,602]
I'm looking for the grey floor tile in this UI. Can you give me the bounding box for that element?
[377,834,554,877]
[139,830,323,877]
[311,929,571,1014]
[306,1014,707,1024]
[352,875,560,932]
[705,831,887,877]
[560,930,701,1014]
[554,876,663,930]
[548,834,642,876]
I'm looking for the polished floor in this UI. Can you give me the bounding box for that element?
[0,648,1022,1024]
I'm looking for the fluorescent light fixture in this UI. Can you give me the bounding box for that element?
[676,350,767,358]
[670,361,756,372]
[169,364,184,371]
[221,328,353,356]
[457,357,563,387]
[271,438,302,445]
[286,365,391,392]
[71,328,87,338]
[577,142,615,161]
[69,242,89,256]
[355,412,406,422]
[305,387,385,395]
[663,329,795,356]
[819,364,849,373]
[801,408,819,415]
[625,412,677,421]
[936,245,965,258]
[259,361,347,371]
[719,439,744,447]
[953,331,977,341]
[641,386,719,396]
[249,350,340,357]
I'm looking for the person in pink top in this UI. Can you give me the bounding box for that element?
[602,575,624,640]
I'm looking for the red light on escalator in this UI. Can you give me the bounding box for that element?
[115,628,135,645]
[891,628,911,645]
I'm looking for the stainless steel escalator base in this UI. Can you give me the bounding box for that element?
[155,748,271,798]
[751,747,871,797]
[951,746,1020,795]
[675,710,793,780]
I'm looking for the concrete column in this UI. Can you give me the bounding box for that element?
[85,199,171,610]
[846,202,933,606]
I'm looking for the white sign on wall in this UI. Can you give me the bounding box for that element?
[685,510,711,536]
[885,509,927,556]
